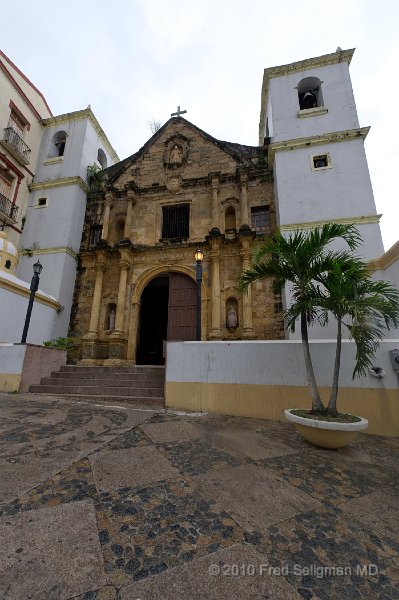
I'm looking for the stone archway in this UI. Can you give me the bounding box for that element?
[128,266,207,364]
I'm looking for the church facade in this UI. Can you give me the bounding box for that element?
[69,46,397,364]
[70,118,284,364]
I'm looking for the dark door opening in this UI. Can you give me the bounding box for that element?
[136,276,169,365]
[136,273,197,365]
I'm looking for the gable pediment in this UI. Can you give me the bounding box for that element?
[106,117,263,190]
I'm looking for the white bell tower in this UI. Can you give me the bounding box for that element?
[259,48,384,261]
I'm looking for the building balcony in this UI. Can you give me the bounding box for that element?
[0,127,31,165]
[0,192,18,225]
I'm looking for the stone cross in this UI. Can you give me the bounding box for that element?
[171,106,187,117]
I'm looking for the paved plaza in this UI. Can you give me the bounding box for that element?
[0,393,398,600]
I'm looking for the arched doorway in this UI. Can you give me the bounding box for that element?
[136,273,197,365]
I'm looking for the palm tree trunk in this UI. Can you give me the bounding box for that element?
[327,317,342,414]
[300,311,325,412]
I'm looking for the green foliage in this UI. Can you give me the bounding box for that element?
[43,337,75,351]
[87,164,104,189]
[239,223,399,417]
[21,241,40,257]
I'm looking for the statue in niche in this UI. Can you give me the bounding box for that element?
[169,144,182,165]
[108,306,116,330]
[226,305,238,331]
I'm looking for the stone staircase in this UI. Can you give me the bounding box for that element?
[29,365,165,407]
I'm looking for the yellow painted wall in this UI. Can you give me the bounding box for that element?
[0,373,21,392]
[166,381,399,436]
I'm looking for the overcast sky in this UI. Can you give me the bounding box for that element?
[2,1,398,250]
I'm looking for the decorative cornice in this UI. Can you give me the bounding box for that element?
[0,277,60,310]
[42,108,119,163]
[259,48,355,145]
[369,240,399,272]
[29,176,89,194]
[279,214,382,231]
[268,127,370,162]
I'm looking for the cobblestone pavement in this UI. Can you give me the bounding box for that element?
[0,393,398,600]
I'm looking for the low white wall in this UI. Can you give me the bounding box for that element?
[165,340,399,435]
[0,344,67,392]
[166,340,399,388]
[0,344,26,391]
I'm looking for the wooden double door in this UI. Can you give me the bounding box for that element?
[136,273,197,364]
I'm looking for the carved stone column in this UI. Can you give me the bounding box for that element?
[108,256,131,362]
[209,237,222,339]
[114,259,130,333]
[127,300,140,363]
[211,174,220,230]
[81,260,106,361]
[88,263,106,335]
[101,191,112,241]
[124,190,136,239]
[240,235,256,339]
[239,171,249,227]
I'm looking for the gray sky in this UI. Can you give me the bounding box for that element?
[2,0,398,250]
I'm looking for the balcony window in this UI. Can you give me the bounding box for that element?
[1,110,31,165]
[162,204,189,240]
[0,168,17,224]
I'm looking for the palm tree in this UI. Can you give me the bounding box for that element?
[314,259,399,415]
[239,223,363,414]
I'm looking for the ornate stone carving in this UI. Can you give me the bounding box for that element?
[169,144,183,165]
[166,174,182,193]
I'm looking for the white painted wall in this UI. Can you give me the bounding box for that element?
[0,285,57,344]
[19,185,87,252]
[266,62,358,142]
[0,343,25,375]
[372,251,399,339]
[166,340,399,389]
[17,252,77,338]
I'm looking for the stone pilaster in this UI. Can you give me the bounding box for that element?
[239,234,256,339]
[209,237,222,339]
[101,191,113,241]
[81,260,106,361]
[114,258,130,333]
[239,171,249,227]
[127,301,140,363]
[88,263,106,336]
[124,190,136,239]
[211,174,220,230]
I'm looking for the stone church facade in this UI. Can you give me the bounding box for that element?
[70,117,284,364]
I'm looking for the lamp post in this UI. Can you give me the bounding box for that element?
[21,260,43,344]
[194,248,204,341]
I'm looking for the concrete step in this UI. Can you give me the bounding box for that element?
[29,385,164,398]
[59,365,165,374]
[39,377,165,387]
[50,371,165,381]
[28,393,164,407]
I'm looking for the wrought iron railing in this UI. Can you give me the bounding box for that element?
[2,127,31,162]
[0,192,18,222]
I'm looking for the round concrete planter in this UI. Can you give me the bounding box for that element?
[284,409,369,449]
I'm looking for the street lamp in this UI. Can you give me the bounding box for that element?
[21,260,43,344]
[194,249,204,341]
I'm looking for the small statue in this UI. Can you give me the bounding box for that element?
[109,307,116,330]
[170,144,182,164]
[226,306,238,331]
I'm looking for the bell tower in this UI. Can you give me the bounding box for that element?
[259,48,384,261]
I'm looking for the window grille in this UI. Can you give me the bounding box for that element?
[251,206,270,233]
[89,225,102,247]
[162,204,189,239]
